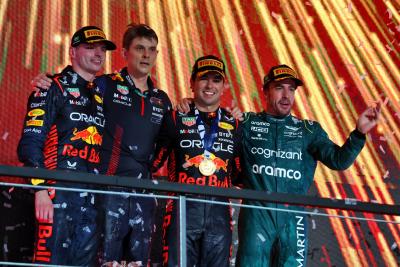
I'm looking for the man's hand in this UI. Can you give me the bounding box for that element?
[356,104,381,134]
[31,73,52,90]
[176,98,193,113]
[226,100,244,121]
[35,190,54,223]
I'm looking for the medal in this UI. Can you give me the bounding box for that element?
[194,107,221,176]
[199,158,216,176]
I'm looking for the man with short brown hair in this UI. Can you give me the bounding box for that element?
[18,25,115,266]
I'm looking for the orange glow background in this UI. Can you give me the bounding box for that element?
[0,1,399,265]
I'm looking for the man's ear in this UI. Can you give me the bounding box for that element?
[122,48,127,59]
[69,47,75,59]
[190,79,194,92]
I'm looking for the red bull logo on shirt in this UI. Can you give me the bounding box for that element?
[62,144,100,163]
[70,126,102,145]
[178,172,229,188]
[182,154,229,172]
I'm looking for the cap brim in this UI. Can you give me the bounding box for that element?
[196,69,225,79]
[86,39,117,50]
[263,76,303,90]
[275,76,303,87]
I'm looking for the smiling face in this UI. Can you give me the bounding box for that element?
[191,72,225,112]
[264,78,297,117]
[70,42,107,81]
[123,37,158,78]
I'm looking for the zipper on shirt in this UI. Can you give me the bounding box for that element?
[141,97,145,116]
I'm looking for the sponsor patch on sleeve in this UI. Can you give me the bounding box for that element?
[26,120,44,127]
[27,109,45,117]
[219,122,234,130]
[94,94,103,104]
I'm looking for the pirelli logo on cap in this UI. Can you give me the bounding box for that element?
[84,29,106,39]
[198,59,223,70]
[273,67,297,78]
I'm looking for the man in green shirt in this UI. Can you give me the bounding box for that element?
[236,64,380,267]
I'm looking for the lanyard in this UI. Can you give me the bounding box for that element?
[194,107,221,159]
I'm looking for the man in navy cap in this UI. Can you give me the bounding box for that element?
[18,26,115,265]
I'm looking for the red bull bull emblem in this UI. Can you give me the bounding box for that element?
[70,126,102,145]
[183,153,229,175]
[183,154,204,168]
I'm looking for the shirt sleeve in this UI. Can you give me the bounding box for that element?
[308,121,366,170]
[151,110,176,172]
[17,82,64,184]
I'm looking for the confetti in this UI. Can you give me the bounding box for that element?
[118,208,125,215]
[312,219,316,229]
[231,207,235,216]
[136,203,142,212]
[152,180,159,185]
[108,211,119,218]
[81,206,86,212]
[391,242,398,250]
[82,226,91,233]
[129,217,143,226]
[271,12,279,19]
[382,97,389,106]
[360,74,367,80]
[129,145,138,151]
[257,233,266,242]
[379,145,386,154]
[385,44,394,53]
[305,1,312,6]
[80,192,88,197]
[383,170,390,179]
[386,9,393,19]
[2,132,9,140]
[379,136,387,142]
